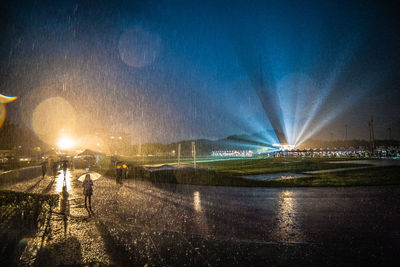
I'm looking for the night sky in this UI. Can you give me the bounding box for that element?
[0,0,399,145]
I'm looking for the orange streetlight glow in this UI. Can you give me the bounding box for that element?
[57,136,75,150]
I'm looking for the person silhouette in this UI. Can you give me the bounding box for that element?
[41,161,47,179]
[83,174,94,212]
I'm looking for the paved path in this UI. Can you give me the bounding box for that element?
[2,169,400,266]
[1,170,112,265]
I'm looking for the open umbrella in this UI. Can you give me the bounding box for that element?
[78,172,102,182]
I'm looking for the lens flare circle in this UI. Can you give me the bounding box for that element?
[32,97,76,144]
[118,27,162,68]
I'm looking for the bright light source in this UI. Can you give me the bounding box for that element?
[57,136,74,150]
[281,144,295,151]
[272,143,296,151]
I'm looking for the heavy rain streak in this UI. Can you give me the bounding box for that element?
[1,1,399,146]
[0,0,400,266]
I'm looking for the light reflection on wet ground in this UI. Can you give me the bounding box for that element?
[55,170,71,193]
[1,169,111,265]
[91,179,400,265]
[193,191,202,212]
[95,179,400,244]
[2,170,400,265]
[274,190,302,242]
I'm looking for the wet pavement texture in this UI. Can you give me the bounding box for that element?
[2,169,400,266]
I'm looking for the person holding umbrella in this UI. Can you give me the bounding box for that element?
[82,173,94,212]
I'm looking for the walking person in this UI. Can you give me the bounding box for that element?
[41,161,47,179]
[83,173,94,212]
[52,162,58,178]
[116,162,123,184]
[62,160,68,176]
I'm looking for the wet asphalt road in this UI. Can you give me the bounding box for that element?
[97,179,400,244]
[93,178,400,266]
[2,170,400,266]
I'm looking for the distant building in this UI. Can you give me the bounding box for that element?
[41,148,61,160]
[211,150,254,157]
[78,149,106,163]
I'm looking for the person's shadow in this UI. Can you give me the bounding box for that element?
[34,236,82,266]
[85,206,94,217]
